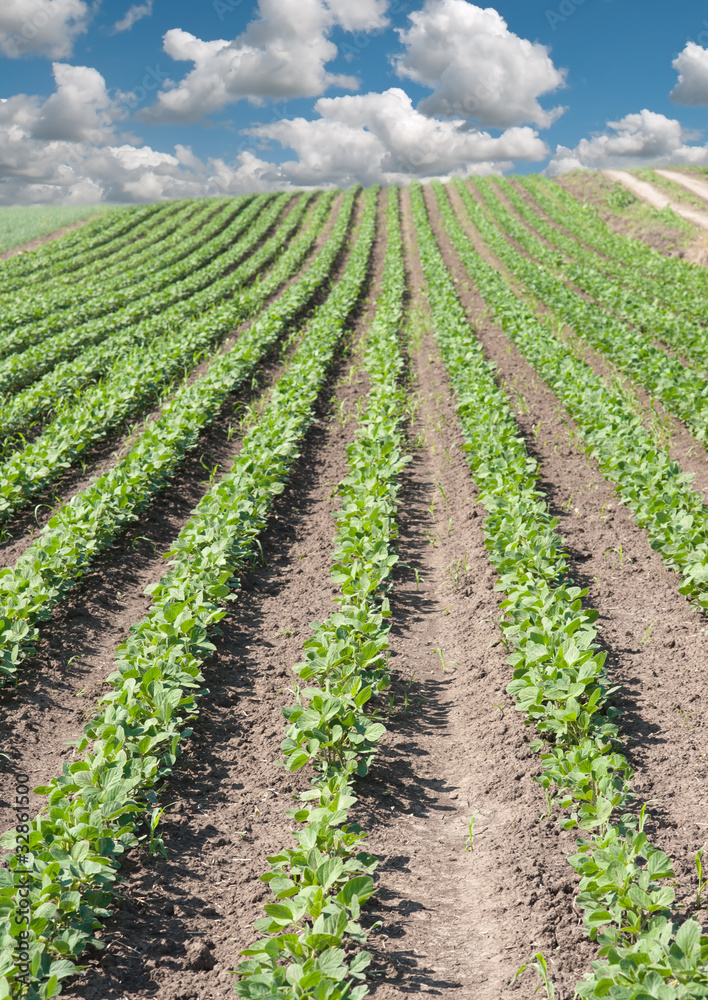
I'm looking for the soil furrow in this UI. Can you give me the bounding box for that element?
[340,186,593,1000]
[420,185,708,931]
[0,191,357,833]
[57,190,389,1000]
[0,193,341,568]
[447,182,708,502]
[555,172,701,260]
[508,179,613,259]
[0,215,102,261]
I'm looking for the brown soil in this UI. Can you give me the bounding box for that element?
[56,192,387,1000]
[604,171,708,232]
[656,169,708,207]
[471,181,708,500]
[0,216,100,261]
[421,183,708,931]
[350,187,597,1000]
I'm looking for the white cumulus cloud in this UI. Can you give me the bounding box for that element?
[247,87,548,187]
[0,65,282,204]
[0,0,91,58]
[671,42,708,106]
[30,62,118,142]
[112,0,153,34]
[545,109,708,175]
[140,0,389,125]
[395,0,566,128]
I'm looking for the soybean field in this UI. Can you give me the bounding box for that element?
[1,173,708,1000]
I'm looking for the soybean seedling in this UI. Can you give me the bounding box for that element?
[642,621,656,645]
[696,843,708,909]
[465,812,478,851]
[147,807,168,859]
[511,952,556,999]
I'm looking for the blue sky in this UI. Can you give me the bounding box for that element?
[1,0,707,201]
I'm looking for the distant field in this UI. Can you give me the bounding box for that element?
[0,203,109,251]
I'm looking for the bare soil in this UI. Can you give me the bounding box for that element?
[351,187,597,1000]
[422,183,708,928]
[604,170,708,232]
[656,169,708,207]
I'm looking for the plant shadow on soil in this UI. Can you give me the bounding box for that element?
[60,219,393,998]
[520,434,674,829]
[349,452,464,995]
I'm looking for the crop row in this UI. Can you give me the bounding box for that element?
[0,188,351,688]
[518,176,708,328]
[236,186,409,1000]
[0,185,378,1000]
[0,193,291,424]
[0,192,320,517]
[0,201,194,311]
[0,203,162,292]
[459,180,708,449]
[411,182,708,1000]
[488,179,708,373]
[435,181,708,617]
[23,199,223,297]
[0,197,258,354]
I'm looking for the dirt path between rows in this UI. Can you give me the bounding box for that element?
[656,168,708,205]
[345,186,595,1000]
[0,192,352,835]
[422,183,708,933]
[604,169,708,230]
